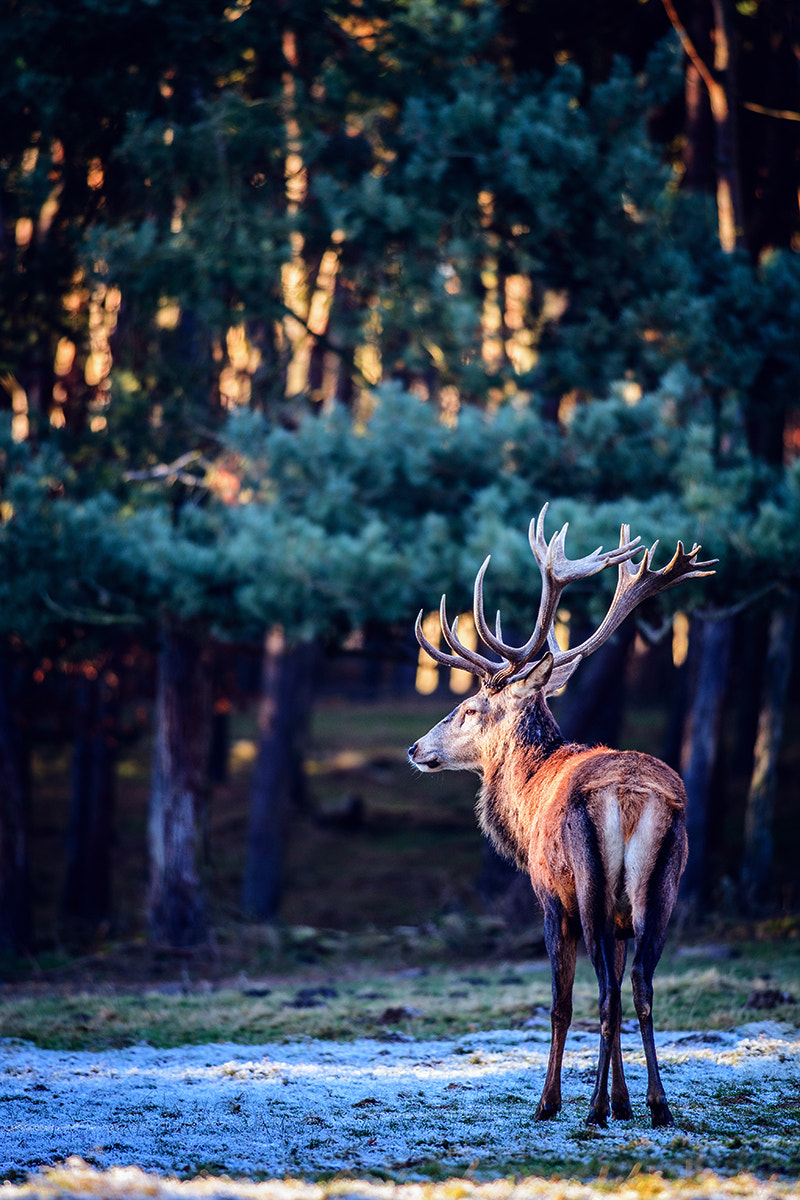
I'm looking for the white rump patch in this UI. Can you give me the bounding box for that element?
[624,800,661,914]
[600,792,625,894]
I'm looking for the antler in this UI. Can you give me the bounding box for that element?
[414,593,501,682]
[553,525,718,669]
[414,505,717,692]
[472,504,642,687]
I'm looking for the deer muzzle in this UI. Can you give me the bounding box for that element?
[408,742,443,771]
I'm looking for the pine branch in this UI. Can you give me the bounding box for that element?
[42,592,144,626]
[124,450,209,487]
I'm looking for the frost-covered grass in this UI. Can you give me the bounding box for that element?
[1,1021,799,1190]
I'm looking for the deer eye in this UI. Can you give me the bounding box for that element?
[463,706,478,718]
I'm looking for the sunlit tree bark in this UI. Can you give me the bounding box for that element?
[662,0,745,251]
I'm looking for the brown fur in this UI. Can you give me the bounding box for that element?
[481,738,687,913]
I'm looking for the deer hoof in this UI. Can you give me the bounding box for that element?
[586,1107,608,1128]
[534,1099,560,1121]
[612,1100,633,1120]
[649,1101,675,1128]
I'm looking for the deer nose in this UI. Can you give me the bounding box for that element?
[408,743,418,759]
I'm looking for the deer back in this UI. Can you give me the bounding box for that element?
[480,726,688,927]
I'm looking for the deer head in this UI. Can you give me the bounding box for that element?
[409,504,716,773]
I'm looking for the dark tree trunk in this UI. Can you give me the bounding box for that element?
[741,592,797,913]
[678,615,733,913]
[683,0,715,193]
[0,654,31,955]
[554,624,636,746]
[208,701,230,785]
[148,626,211,947]
[62,665,119,935]
[241,631,316,921]
[709,0,745,252]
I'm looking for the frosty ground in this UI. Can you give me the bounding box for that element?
[2,1018,799,1195]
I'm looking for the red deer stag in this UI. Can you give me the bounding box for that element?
[408,505,715,1128]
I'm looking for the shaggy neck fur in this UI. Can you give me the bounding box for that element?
[476,692,569,868]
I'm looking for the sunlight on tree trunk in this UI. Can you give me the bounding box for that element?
[662,0,745,252]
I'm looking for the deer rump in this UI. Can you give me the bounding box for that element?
[480,746,688,938]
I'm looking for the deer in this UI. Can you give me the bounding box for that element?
[408,504,716,1129]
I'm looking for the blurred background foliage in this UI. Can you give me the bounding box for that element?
[0,0,798,961]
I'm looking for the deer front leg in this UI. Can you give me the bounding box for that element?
[535,899,578,1121]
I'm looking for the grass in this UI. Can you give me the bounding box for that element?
[1,934,798,1050]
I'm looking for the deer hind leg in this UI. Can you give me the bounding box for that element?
[568,806,622,1127]
[580,920,622,1127]
[610,938,632,1120]
[535,896,578,1121]
[630,818,684,1128]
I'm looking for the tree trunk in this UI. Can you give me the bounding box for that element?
[709,0,745,252]
[554,624,636,746]
[678,615,733,914]
[62,665,119,936]
[208,700,230,785]
[683,0,715,193]
[663,0,745,251]
[241,631,316,921]
[148,626,211,947]
[0,653,31,955]
[741,592,797,913]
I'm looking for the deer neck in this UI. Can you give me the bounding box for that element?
[516,691,566,757]
[476,693,567,869]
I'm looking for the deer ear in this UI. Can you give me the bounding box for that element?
[542,655,582,696]
[509,652,554,698]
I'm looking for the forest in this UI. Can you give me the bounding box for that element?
[1,0,799,964]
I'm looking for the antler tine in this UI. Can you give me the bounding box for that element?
[413,587,501,682]
[416,509,715,694]
[472,556,541,673]
[554,536,718,667]
[526,503,642,659]
[440,594,500,676]
[415,608,484,678]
